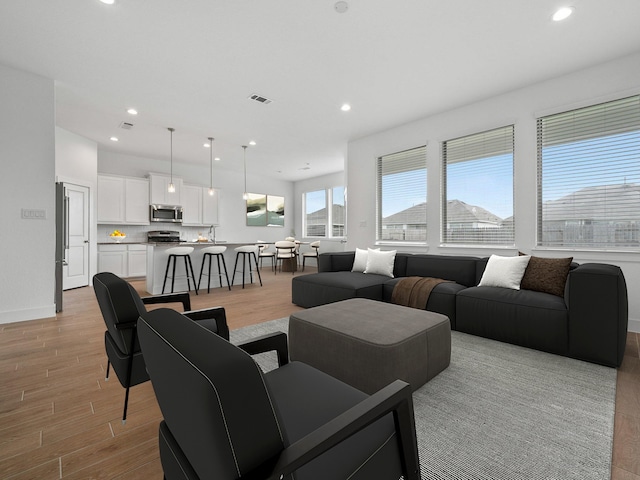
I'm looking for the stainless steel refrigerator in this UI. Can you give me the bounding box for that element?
[55,182,68,312]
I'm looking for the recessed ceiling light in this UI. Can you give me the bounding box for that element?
[203,143,210,148]
[341,103,351,112]
[215,157,221,161]
[126,108,138,115]
[99,0,115,4]
[552,6,574,21]
[249,140,256,146]
[110,137,118,142]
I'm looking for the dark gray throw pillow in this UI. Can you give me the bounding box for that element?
[520,256,573,297]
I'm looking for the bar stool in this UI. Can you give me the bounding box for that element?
[198,246,231,293]
[162,246,198,295]
[232,245,262,288]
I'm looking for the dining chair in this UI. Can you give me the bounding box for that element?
[302,240,321,271]
[274,240,297,274]
[257,242,276,271]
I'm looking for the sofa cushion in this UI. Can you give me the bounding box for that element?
[292,272,388,308]
[364,249,396,277]
[351,248,376,272]
[520,256,573,297]
[318,252,356,272]
[405,254,479,287]
[456,286,569,355]
[478,254,531,290]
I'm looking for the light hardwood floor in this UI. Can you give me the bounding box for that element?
[0,267,639,479]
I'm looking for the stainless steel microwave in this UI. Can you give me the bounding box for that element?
[150,204,183,223]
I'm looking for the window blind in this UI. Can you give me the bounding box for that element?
[377,146,427,242]
[537,95,640,249]
[442,125,514,245]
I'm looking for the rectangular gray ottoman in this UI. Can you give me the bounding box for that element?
[289,298,451,394]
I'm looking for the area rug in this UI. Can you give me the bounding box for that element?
[230,318,617,480]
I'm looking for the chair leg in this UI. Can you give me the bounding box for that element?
[207,254,214,293]
[241,253,247,288]
[220,255,231,290]
[105,360,111,381]
[122,328,137,425]
[197,253,207,292]
[161,255,172,294]
[122,385,131,425]
[171,255,177,293]
[183,256,191,292]
[252,252,263,286]
[231,253,240,286]
[302,255,306,272]
[186,255,198,295]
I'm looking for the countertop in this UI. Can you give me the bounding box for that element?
[97,241,149,245]
[98,240,268,246]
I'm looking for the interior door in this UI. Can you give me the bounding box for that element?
[63,183,90,290]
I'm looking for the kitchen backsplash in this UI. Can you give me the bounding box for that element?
[101,225,215,243]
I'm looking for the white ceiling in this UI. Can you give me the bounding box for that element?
[1,1,640,181]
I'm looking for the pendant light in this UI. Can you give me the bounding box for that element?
[208,137,215,196]
[242,145,248,200]
[167,127,176,193]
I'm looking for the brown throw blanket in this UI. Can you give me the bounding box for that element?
[391,276,452,309]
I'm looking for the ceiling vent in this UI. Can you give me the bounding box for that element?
[248,94,273,105]
[119,121,134,129]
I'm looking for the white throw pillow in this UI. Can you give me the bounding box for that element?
[478,254,531,290]
[352,247,378,272]
[364,249,397,277]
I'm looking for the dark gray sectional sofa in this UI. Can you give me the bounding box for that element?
[291,251,628,367]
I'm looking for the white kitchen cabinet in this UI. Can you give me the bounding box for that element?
[182,184,219,226]
[97,244,127,276]
[127,244,147,277]
[182,184,203,225]
[124,178,150,224]
[149,173,182,206]
[97,174,149,225]
[97,175,125,223]
[98,244,147,278]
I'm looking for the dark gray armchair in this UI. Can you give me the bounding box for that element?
[138,307,421,480]
[92,272,229,424]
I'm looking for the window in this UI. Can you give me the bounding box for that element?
[442,125,514,245]
[377,146,427,242]
[303,187,345,238]
[331,186,346,236]
[537,95,640,249]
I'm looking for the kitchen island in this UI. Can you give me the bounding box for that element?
[146,241,263,294]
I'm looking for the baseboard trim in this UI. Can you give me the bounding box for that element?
[0,304,56,325]
[629,318,640,334]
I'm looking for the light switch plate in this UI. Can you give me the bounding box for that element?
[22,208,46,220]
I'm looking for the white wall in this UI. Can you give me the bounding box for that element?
[55,127,99,281]
[347,52,640,332]
[98,150,295,244]
[0,63,56,324]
